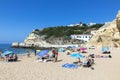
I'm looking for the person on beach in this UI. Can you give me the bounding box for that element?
[0,50,2,54]
[41,54,49,62]
[13,53,18,61]
[83,56,94,68]
[0,50,4,61]
[27,50,31,57]
[0,50,2,57]
[52,48,58,62]
[5,54,9,62]
[67,52,70,55]
[34,50,37,56]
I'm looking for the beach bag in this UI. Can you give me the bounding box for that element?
[108,55,112,58]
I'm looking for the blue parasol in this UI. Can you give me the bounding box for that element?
[58,48,64,52]
[67,46,72,48]
[71,53,84,59]
[102,46,109,52]
[37,50,49,57]
[1,51,14,57]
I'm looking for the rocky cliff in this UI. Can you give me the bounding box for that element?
[24,32,51,47]
[23,30,82,48]
[87,10,120,47]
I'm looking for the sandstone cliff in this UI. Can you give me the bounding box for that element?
[87,10,120,47]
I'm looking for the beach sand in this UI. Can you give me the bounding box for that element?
[0,47,120,80]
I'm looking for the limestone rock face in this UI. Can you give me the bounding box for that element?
[24,33,51,47]
[116,10,120,32]
[23,31,82,48]
[87,10,120,47]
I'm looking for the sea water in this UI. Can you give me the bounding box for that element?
[0,43,34,55]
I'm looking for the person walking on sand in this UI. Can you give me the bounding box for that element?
[0,50,2,56]
[0,50,3,61]
[34,50,37,56]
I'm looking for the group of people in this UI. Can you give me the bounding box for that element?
[39,48,59,62]
[5,53,18,62]
[0,50,18,62]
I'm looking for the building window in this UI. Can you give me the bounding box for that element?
[85,36,87,38]
[77,36,81,38]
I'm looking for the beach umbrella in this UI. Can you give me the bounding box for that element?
[71,53,84,59]
[1,50,13,57]
[37,50,49,58]
[102,46,109,52]
[79,47,87,51]
[71,53,84,62]
[72,46,76,48]
[36,50,41,53]
[67,46,72,49]
[66,50,71,53]
[58,48,64,52]
[66,50,71,55]
[67,46,76,49]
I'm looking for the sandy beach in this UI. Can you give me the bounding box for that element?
[0,47,120,80]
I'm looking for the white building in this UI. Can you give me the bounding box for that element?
[88,22,96,26]
[70,34,92,42]
[67,23,83,27]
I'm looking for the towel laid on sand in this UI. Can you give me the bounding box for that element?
[62,63,78,69]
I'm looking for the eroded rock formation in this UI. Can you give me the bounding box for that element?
[87,10,120,47]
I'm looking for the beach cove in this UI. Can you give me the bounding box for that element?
[0,47,120,80]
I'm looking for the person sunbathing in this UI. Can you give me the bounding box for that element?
[41,54,49,61]
[82,56,94,68]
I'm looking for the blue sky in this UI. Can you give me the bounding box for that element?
[0,0,120,43]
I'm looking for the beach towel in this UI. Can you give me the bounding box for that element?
[62,63,78,69]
